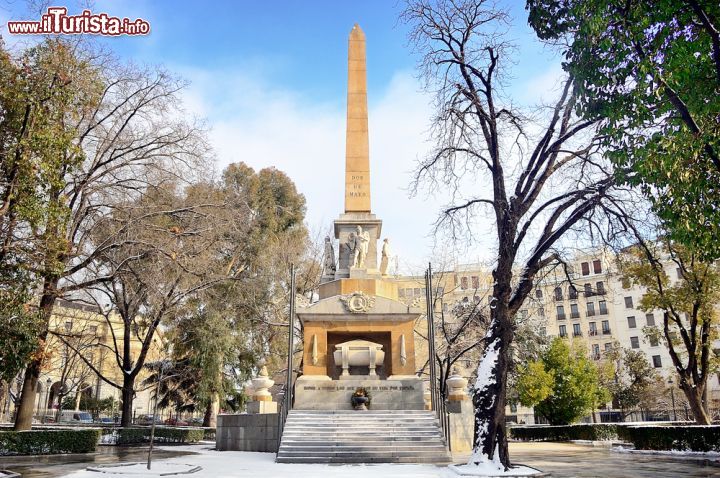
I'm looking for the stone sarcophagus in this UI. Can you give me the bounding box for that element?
[333,339,385,377]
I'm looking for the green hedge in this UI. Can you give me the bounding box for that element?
[510,424,624,442]
[109,427,206,445]
[0,428,101,455]
[618,426,720,452]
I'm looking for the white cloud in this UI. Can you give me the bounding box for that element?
[176,58,566,272]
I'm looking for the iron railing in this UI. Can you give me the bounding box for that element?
[425,264,451,451]
[276,264,296,453]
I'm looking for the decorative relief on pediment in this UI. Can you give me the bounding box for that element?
[341,291,376,313]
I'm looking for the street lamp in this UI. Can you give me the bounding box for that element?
[668,377,677,421]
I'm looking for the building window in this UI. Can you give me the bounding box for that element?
[649,336,659,347]
[510,402,518,413]
[602,320,611,334]
[573,323,582,337]
[569,285,578,300]
[556,305,566,320]
[570,303,580,319]
[630,336,640,349]
[604,342,613,352]
[554,287,563,301]
[520,309,529,319]
[621,277,631,289]
[589,322,598,336]
[559,325,567,337]
[587,302,596,317]
[535,288,543,299]
[461,277,468,290]
[676,268,683,280]
[89,325,98,335]
[646,313,655,326]
[471,276,480,289]
[64,321,72,332]
[540,327,547,336]
[627,316,636,328]
[584,283,593,297]
[474,295,481,303]
[624,296,634,308]
[581,262,590,276]
[652,355,662,368]
[592,344,600,360]
[596,281,605,295]
[599,300,608,315]
[538,307,545,318]
[593,259,602,274]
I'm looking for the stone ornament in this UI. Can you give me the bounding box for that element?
[322,236,336,276]
[333,339,385,377]
[446,368,469,401]
[341,291,376,313]
[251,365,275,402]
[311,334,319,365]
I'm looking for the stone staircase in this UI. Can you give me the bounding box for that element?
[276,410,452,464]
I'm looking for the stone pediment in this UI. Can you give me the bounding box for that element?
[296,292,420,323]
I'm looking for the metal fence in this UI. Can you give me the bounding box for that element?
[425,264,451,451]
[276,264,296,452]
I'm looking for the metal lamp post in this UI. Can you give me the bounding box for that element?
[668,377,677,421]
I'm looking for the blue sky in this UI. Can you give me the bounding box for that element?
[1,1,565,271]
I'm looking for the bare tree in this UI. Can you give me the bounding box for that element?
[402,0,618,469]
[14,42,208,430]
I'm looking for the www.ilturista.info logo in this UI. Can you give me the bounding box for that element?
[7,7,150,36]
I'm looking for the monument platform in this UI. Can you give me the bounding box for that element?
[294,377,424,411]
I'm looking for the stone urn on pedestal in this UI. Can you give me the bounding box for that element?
[247,366,278,414]
[446,368,469,401]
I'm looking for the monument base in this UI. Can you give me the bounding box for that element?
[247,401,278,414]
[294,377,424,410]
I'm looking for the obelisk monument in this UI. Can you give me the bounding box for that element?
[345,24,371,213]
[332,24,382,279]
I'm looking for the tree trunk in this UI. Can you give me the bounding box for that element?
[682,382,711,425]
[470,312,513,470]
[121,375,135,427]
[202,393,220,427]
[14,278,58,431]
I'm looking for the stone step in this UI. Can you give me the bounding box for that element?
[276,410,451,464]
[276,456,450,464]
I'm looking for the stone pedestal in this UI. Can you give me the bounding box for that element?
[294,377,424,410]
[448,399,474,452]
[334,213,382,276]
[247,401,278,414]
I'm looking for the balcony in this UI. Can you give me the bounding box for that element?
[570,312,580,319]
[591,353,601,360]
[589,330,598,336]
[573,331,583,337]
[602,328,612,335]
[557,314,566,321]
[559,332,568,338]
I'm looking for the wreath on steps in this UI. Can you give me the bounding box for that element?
[351,387,372,409]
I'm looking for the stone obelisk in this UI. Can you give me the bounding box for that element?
[331,24,382,280]
[345,24,371,213]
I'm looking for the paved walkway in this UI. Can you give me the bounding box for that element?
[1,442,718,477]
[497,442,720,477]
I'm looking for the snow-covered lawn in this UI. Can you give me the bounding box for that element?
[60,445,544,478]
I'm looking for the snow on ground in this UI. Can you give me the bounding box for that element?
[61,445,450,478]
